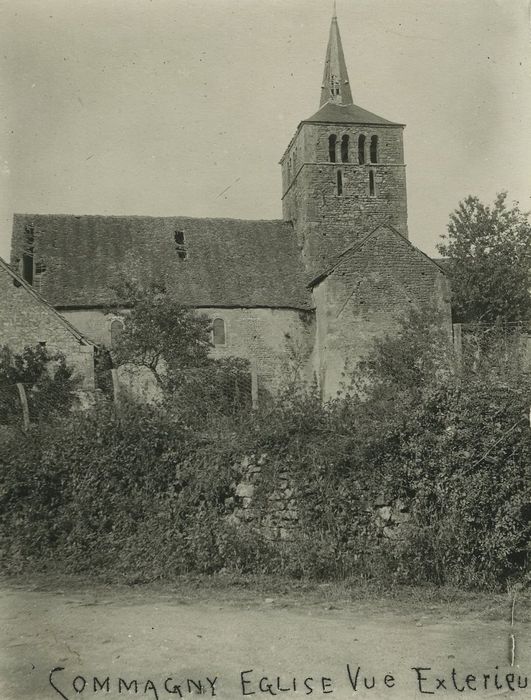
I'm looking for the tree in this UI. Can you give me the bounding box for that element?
[358,305,455,398]
[0,345,78,422]
[437,193,531,323]
[110,281,252,422]
[110,281,213,388]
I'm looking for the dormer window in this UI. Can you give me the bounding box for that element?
[174,231,187,260]
[35,262,46,275]
[330,75,340,97]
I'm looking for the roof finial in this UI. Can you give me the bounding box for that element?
[333,0,337,19]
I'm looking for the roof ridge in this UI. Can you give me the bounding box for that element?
[14,213,290,224]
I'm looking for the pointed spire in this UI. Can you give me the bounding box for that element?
[320,10,353,107]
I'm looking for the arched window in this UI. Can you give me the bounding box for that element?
[369,170,375,197]
[370,135,378,163]
[341,135,349,163]
[212,318,226,346]
[328,134,337,163]
[110,319,124,349]
[337,170,343,196]
[358,135,366,165]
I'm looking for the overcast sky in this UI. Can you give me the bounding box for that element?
[1,0,530,260]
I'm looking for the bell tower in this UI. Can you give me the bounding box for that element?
[280,10,408,277]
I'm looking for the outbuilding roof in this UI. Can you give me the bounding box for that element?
[11,214,313,311]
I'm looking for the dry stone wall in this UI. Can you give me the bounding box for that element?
[228,454,413,543]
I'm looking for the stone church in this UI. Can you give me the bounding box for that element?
[10,13,450,399]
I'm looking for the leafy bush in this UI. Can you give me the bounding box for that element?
[167,357,253,429]
[0,403,276,579]
[0,345,78,423]
[0,311,528,590]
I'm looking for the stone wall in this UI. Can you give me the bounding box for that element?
[312,226,452,399]
[62,306,317,391]
[0,265,95,389]
[228,454,299,541]
[229,454,412,543]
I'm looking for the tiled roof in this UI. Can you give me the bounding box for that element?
[304,101,402,126]
[309,224,447,287]
[11,214,313,310]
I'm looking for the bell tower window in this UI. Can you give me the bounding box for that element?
[341,135,349,163]
[328,134,337,163]
[370,135,379,163]
[358,135,366,165]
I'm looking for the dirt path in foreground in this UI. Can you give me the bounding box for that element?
[0,582,529,700]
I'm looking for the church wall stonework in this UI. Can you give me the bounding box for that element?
[312,228,452,399]
[203,308,316,388]
[282,123,408,274]
[61,310,117,348]
[62,306,317,391]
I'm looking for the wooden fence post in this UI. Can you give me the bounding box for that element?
[453,323,462,371]
[16,383,30,431]
[110,368,121,417]
[251,362,259,410]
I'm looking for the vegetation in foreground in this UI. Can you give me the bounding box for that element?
[0,304,529,592]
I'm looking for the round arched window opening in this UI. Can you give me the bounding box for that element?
[328,134,337,163]
[110,319,124,349]
[212,318,226,346]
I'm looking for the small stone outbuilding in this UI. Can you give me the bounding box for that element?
[0,257,95,389]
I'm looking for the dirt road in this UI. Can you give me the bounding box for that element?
[0,579,529,699]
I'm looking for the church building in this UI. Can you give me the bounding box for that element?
[10,13,451,399]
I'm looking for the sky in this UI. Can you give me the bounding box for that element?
[1,0,530,260]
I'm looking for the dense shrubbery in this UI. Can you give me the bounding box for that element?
[0,404,275,579]
[0,345,78,423]
[0,312,529,590]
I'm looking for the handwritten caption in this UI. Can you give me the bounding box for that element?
[49,664,529,698]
